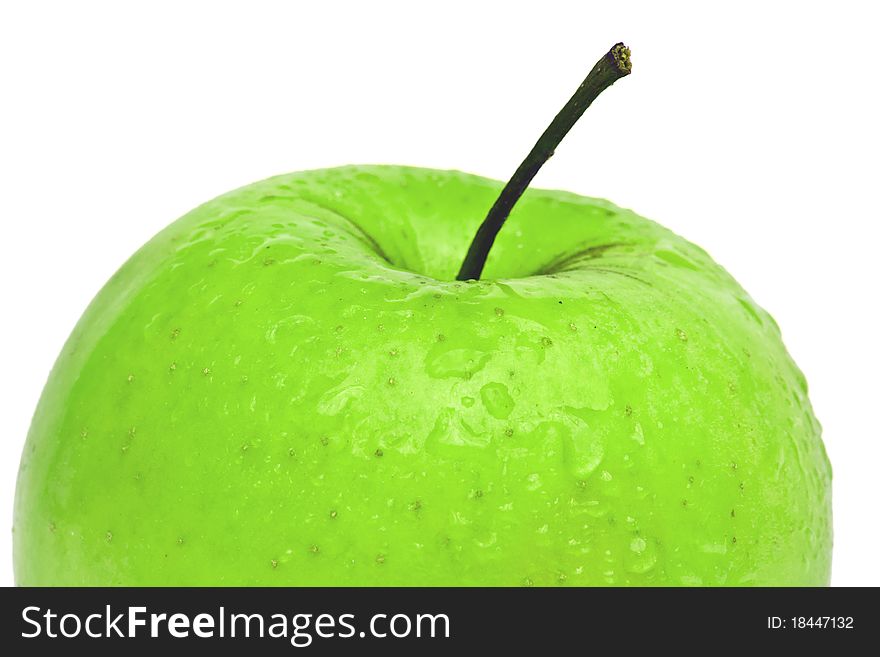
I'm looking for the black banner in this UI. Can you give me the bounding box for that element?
[1,587,873,653]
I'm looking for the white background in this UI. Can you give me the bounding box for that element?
[1,1,877,587]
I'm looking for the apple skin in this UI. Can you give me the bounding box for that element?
[14,165,831,586]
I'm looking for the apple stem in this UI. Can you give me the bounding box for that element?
[456,43,632,281]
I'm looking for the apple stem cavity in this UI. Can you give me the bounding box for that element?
[456,43,632,281]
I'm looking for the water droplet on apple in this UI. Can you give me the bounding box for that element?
[473,530,497,549]
[625,537,657,574]
[317,381,364,416]
[738,297,763,324]
[425,347,490,379]
[655,249,698,271]
[425,408,491,455]
[562,428,604,479]
[479,382,515,419]
[631,422,645,445]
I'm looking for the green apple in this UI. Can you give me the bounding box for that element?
[13,45,831,586]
